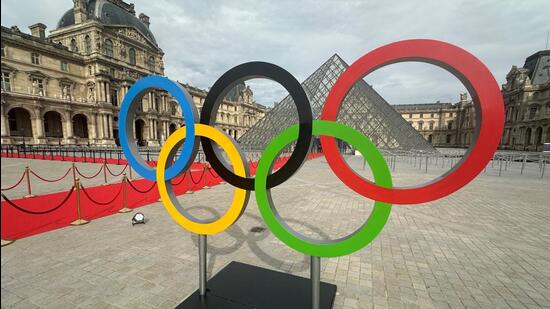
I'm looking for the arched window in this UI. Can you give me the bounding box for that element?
[104,39,113,57]
[70,38,78,52]
[85,35,92,54]
[129,48,136,65]
[147,56,155,71]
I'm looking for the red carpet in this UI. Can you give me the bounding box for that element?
[1,153,322,240]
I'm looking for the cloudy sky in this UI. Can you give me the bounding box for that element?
[2,0,549,106]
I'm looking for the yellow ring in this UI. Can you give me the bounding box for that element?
[157,124,249,235]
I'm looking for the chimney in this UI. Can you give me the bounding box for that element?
[29,23,47,40]
[74,0,88,23]
[139,13,150,28]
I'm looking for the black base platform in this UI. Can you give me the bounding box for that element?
[176,261,337,309]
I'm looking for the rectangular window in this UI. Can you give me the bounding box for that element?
[528,107,537,119]
[32,78,44,96]
[1,71,11,91]
[409,113,413,118]
[420,113,423,118]
[61,61,69,72]
[31,52,40,65]
[111,89,119,106]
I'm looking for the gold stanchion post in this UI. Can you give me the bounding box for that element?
[24,166,35,198]
[102,162,108,185]
[70,178,89,226]
[185,170,194,194]
[203,166,210,189]
[72,162,77,184]
[119,174,132,213]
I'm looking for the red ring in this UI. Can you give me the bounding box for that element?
[320,39,504,204]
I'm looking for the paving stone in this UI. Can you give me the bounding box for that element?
[2,156,549,308]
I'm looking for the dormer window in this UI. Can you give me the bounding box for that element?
[129,48,136,65]
[104,39,113,57]
[70,39,78,52]
[85,35,92,54]
[147,56,155,71]
[31,52,40,65]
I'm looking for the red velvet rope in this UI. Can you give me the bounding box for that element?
[1,187,74,214]
[105,164,128,177]
[127,180,156,194]
[1,171,26,191]
[30,168,71,183]
[80,184,123,206]
[75,165,104,179]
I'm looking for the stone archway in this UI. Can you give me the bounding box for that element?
[43,111,64,138]
[8,107,33,137]
[524,128,532,147]
[169,123,177,135]
[135,119,146,146]
[546,127,550,143]
[72,114,89,138]
[534,127,543,150]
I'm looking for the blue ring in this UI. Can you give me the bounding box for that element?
[119,76,196,181]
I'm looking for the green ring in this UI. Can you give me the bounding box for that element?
[255,120,393,257]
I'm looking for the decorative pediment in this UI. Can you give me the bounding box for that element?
[1,63,17,73]
[113,27,155,48]
[27,70,49,80]
[58,77,76,85]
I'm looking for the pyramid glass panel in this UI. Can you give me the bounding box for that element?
[238,54,435,153]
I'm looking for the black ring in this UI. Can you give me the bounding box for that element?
[200,62,313,190]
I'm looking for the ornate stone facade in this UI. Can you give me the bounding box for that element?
[393,50,550,150]
[500,50,550,151]
[1,0,267,147]
[392,94,475,148]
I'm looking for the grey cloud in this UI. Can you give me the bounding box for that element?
[2,0,549,105]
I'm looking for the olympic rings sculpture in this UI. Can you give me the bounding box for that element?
[119,39,504,258]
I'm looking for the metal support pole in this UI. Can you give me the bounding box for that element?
[199,234,207,296]
[541,158,546,179]
[498,158,503,177]
[24,166,35,198]
[521,155,526,175]
[425,156,428,173]
[311,256,320,309]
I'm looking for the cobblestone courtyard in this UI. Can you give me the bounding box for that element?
[2,156,549,308]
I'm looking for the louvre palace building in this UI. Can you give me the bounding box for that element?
[1,0,267,147]
[393,50,550,151]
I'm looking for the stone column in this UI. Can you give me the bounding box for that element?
[102,114,108,138]
[106,83,111,104]
[96,113,104,139]
[107,114,112,138]
[34,116,44,138]
[66,112,73,138]
[1,111,8,137]
[96,82,102,102]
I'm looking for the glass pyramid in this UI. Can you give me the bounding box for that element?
[238,54,435,153]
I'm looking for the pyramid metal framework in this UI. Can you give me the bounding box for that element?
[238,54,435,152]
